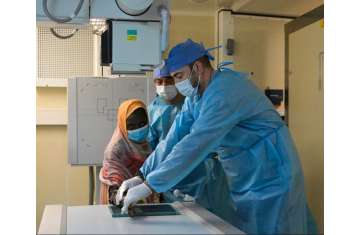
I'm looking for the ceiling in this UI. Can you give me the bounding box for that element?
[235,0,324,16]
[170,0,323,17]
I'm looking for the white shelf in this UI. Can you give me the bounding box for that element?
[36,79,68,87]
[37,108,67,125]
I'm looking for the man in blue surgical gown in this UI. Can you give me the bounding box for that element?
[147,63,184,149]
[147,63,207,201]
[118,39,317,235]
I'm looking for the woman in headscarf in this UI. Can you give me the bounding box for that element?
[99,99,154,204]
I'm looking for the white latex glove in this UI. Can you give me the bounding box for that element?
[115,176,143,205]
[173,189,195,202]
[121,183,152,214]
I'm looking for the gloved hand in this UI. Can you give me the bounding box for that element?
[115,176,143,205]
[121,183,153,214]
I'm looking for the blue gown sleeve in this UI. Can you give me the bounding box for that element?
[147,124,159,150]
[140,97,195,177]
[145,77,254,193]
[146,99,161,149]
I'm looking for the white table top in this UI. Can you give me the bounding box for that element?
[38,202,245,234]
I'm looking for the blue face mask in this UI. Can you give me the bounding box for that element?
[175,64,199,97]
[127,125,149,143]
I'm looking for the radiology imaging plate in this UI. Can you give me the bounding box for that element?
[109,203,180,217]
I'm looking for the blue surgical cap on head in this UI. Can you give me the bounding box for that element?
[153,60,171,79]
[166,39,215,73]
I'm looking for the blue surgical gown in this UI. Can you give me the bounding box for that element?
[147,96,183,149]
[147,95,208,198]
[141,68,317,234]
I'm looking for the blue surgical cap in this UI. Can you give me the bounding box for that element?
[153,61,171,79]
[166,39,215,73]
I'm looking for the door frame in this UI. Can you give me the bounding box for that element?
[284,5,324,124]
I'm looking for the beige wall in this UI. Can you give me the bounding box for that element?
[36,126,89,229]
[288,20,324,232]
[233,17,288,91]
[166,14,215,58]
[37,88,67,108]
[36,25,94,232]
[36,15,215,231]
[36,88,89,230]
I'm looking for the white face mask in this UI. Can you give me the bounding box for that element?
[175,65,199,97]
[156,85,178,100]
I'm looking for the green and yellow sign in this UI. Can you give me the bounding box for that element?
[127,29,137,41]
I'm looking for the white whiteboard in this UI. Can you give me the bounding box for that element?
[68,76,155,165]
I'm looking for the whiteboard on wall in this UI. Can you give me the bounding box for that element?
[68,76,154,165]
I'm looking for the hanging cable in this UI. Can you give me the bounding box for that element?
[159,6,170,52]
[42,0,85,23]
[50,28,79,39]
[115,0,152,16]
